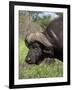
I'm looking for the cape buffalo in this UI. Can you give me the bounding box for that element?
[25,16,63,65]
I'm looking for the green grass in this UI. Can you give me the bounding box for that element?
[19,39,29,65]
[19,39,63,79]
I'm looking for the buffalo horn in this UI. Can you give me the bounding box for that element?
[26,32,53,47]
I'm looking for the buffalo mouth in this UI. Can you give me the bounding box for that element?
[25,57,33,64]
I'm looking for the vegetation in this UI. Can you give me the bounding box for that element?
[19,11,63,79]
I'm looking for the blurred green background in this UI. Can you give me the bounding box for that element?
[19,11,63,79]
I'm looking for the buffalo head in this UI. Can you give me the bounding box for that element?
[25,32,53,65]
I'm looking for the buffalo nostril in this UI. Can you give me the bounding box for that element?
[27,58,31,62]
[27,57,32,64]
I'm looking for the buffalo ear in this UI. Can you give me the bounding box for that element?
[43,47,54,58]
[26,32,53,48]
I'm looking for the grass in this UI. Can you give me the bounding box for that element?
[19,39,63,79]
